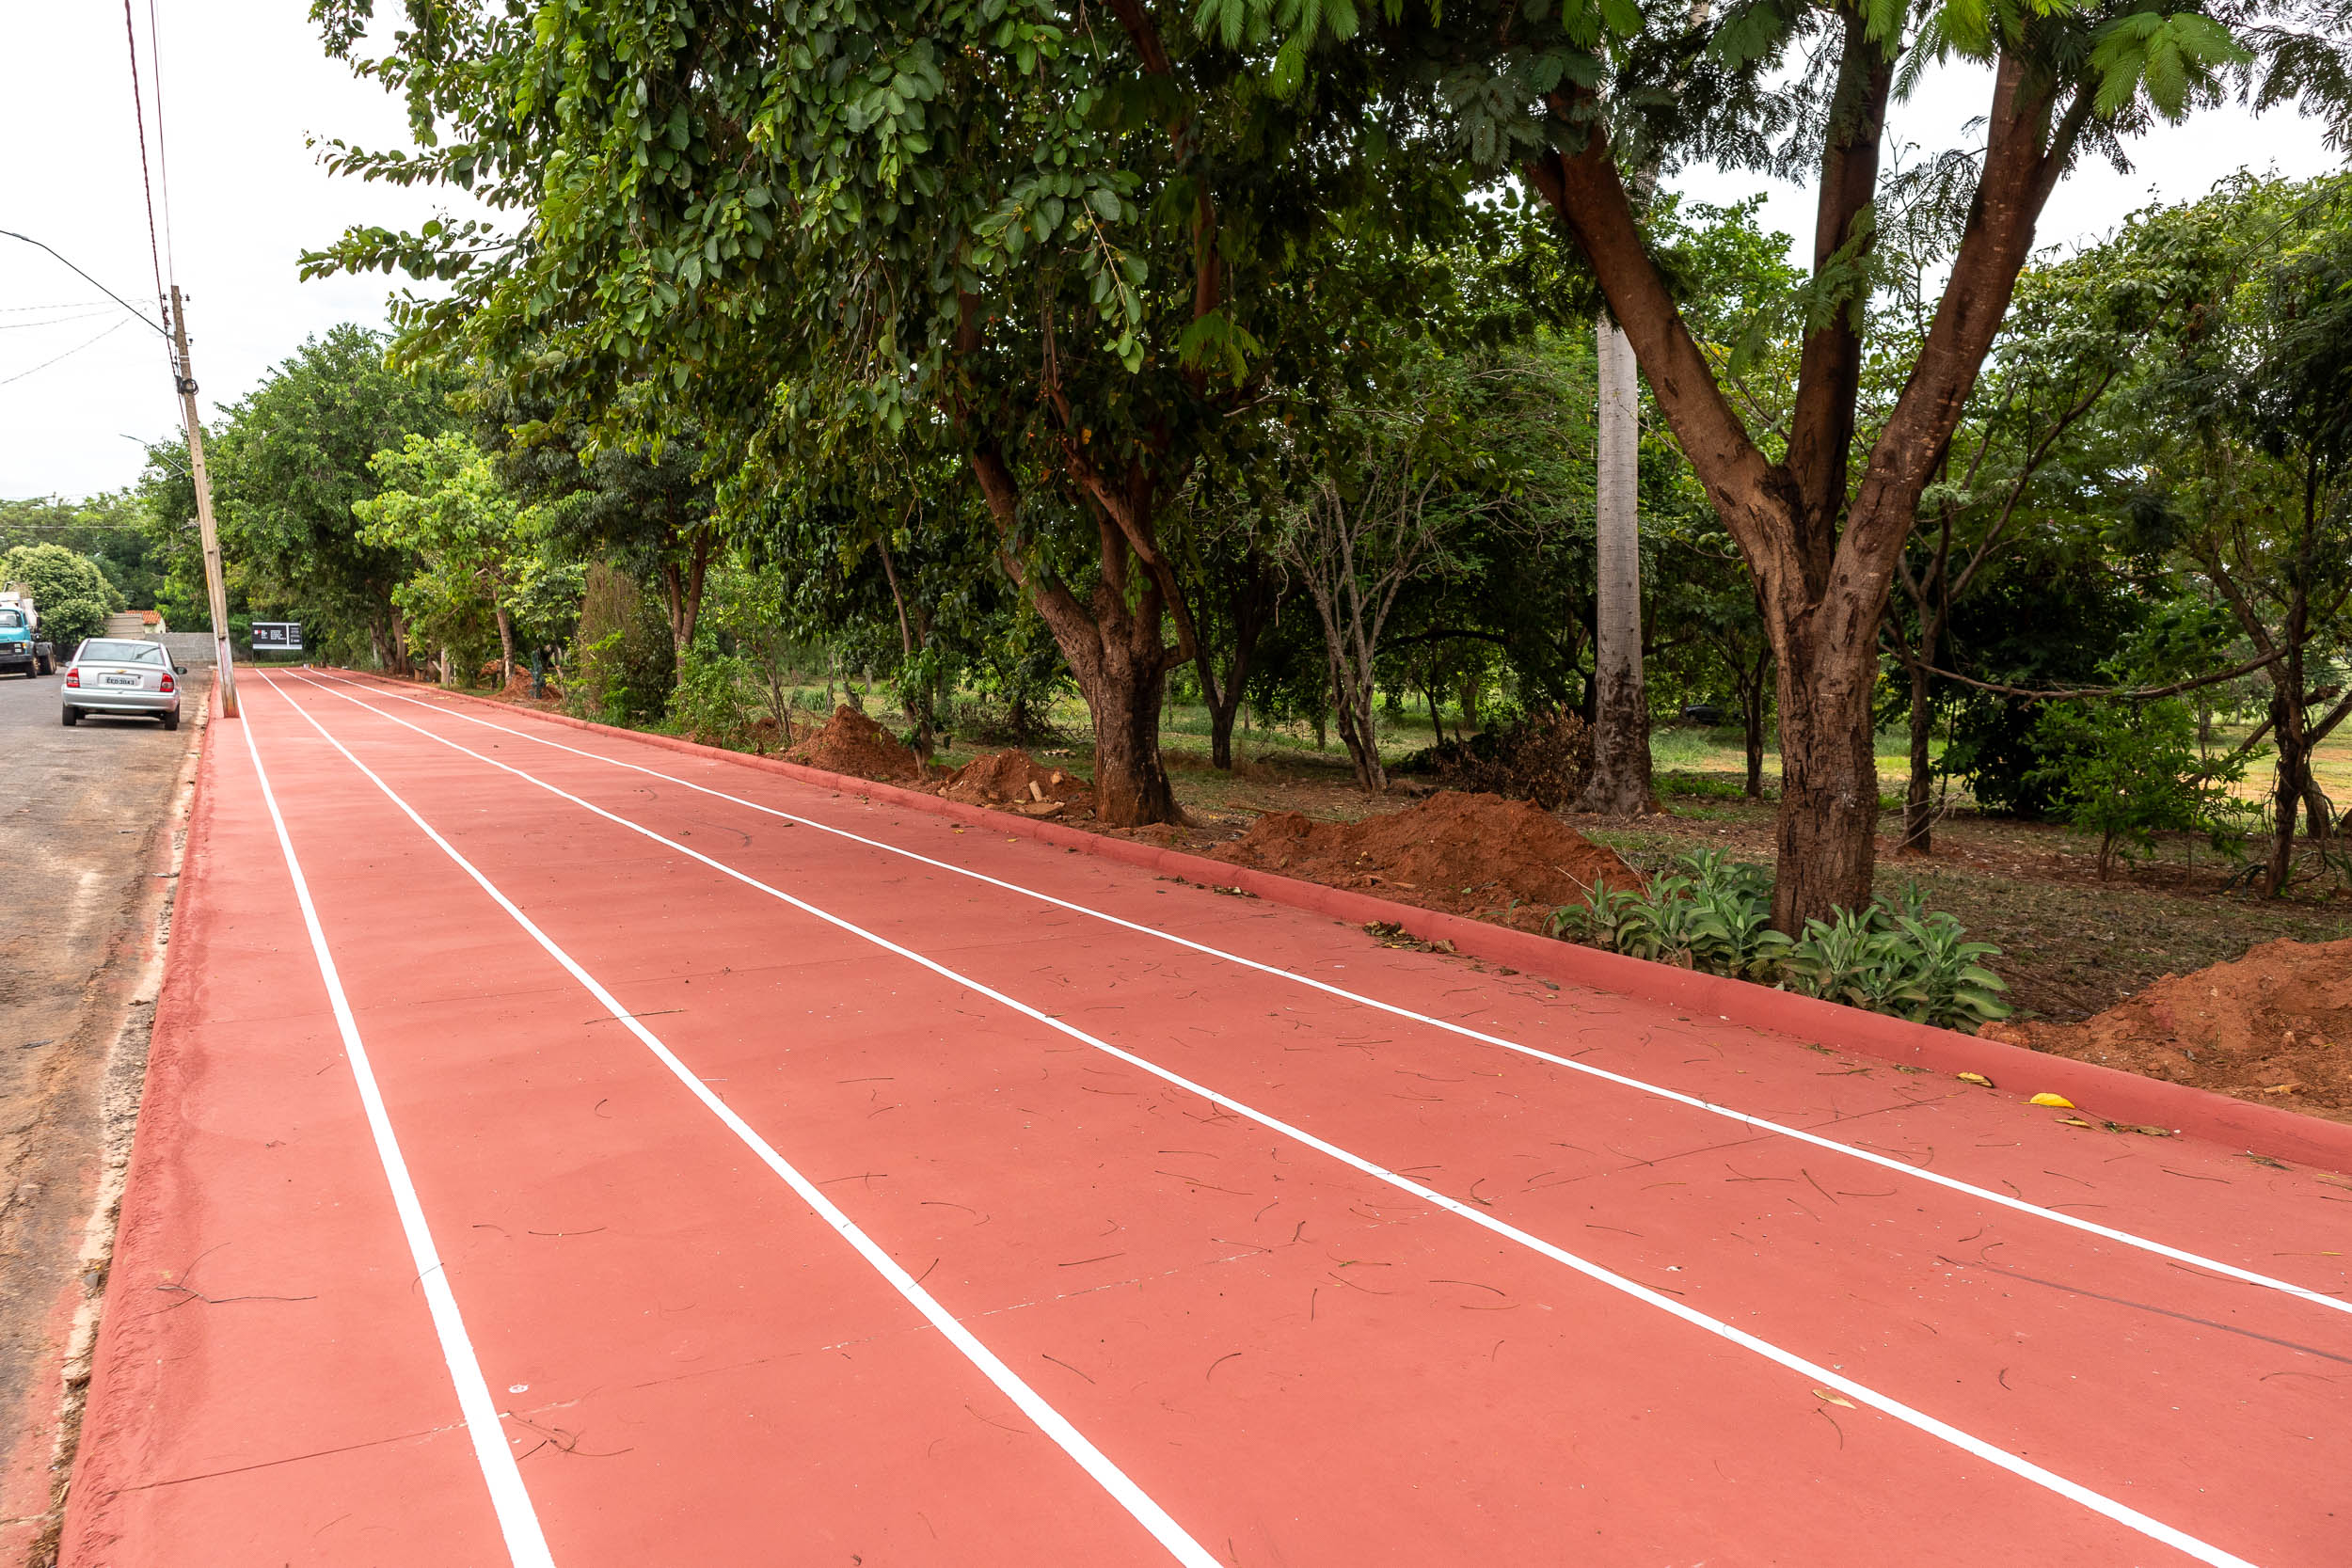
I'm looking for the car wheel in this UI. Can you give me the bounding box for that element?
[162,709,180,732]
[61,705,77,726]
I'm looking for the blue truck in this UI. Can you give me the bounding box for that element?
[0,587,56,677]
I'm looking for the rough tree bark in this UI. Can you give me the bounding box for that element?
[1526,41,2093,928]
[1580,312,1655,812]
[973,447,1188,826]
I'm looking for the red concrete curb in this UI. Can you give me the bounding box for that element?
[333,673,2352,1176]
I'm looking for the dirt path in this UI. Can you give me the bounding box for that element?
[0,670,204,1562]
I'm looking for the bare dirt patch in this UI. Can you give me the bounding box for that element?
[1984,937,2352,1122]
[938,751,1095,818]
[1209,790,1639,931]
[782,705,925,782]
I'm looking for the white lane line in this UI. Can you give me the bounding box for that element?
[280,671,2262,1568]
[255,673,1220,1568]
[237,700,557,1566]
[317,671,2352,1323]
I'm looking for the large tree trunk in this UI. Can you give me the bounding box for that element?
[973,451,1185,827]
[1767,619,1883,930]
[1084,644,1179,826]
[1580,313,1655,814]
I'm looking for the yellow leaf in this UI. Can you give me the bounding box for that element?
[1812,1388,1854,1408]
[2030,1092,2075,1108]
[2058,1117,2095,1129]
[1956,1071,1994,1088]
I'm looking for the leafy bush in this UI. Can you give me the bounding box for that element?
[566,563,673,723]
[1549,853,2010,1030]
[2026,695,2256,877]
[2,542,119,653]
[667,645,755,748]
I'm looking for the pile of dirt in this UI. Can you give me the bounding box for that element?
[1983,935,2352,1121]
[938,751,1095,817]
[1211,789,1639,928]
[780,705,924,782]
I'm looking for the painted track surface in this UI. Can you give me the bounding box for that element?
[60,672,2352,1567]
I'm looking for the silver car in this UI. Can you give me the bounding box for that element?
[62,639,183,730]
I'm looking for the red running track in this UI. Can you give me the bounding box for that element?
[59,670,2352,1567]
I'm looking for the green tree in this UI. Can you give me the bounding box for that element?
[354,433,544,686]
[137,325,458,667]
[1216,0,2352,925]
[305,0,1477,824]
[0,543,119,655]
[0,493,172,610]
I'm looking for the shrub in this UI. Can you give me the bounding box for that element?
[566,564,673,723]
[2026,696,2256,877]
[667,645,755,748]
[1549,852,2010,1030]
[2,542,119,653]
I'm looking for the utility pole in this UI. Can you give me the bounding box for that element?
[167,286,237,717]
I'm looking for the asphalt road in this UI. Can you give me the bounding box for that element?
[0,664,205,1555]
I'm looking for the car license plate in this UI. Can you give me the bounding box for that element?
[103,673,139,687]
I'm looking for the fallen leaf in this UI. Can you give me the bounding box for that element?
[2029,1092,2075,1109]
[1812,1388,1854,1408]
[1957,1072,1994,1088]
[2058,1117,2095,1129]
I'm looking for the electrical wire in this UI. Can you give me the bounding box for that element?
[122,0,167,325]
[0,300,106,313]
[146,0,179,283]
[0,309,117,332]
[0,318,134,388]
[0,233,165,338]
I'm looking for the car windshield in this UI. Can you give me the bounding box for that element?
[0,610,22,628]
[78,641,165,665]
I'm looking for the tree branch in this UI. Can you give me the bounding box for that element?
[1920,644,2288,702]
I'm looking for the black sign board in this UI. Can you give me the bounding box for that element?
[251,622,303,652]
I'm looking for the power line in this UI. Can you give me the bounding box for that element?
[146,0,179,283]
[0,309,117,332]
[0,319,134,388]
[0,233,164,338]
[0,300,106,314]
[122,0,167,325]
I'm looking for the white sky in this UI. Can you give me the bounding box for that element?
[0,5,2342,501]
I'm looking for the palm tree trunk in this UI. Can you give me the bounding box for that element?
[1579,312,1653,813]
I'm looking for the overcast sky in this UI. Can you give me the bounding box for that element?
[1,5,2343,502]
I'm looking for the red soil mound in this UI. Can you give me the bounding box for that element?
[939,751,1095,817]
[1984,936,2352,1122]
[781,705,923,782]
[1211,790,1639,929]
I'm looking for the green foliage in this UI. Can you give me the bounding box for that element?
[0,493,171,610]
[355,432,546,675]
[0,543,119,653]
[2027,697,2257,876]
[1549,852,2010,1029]
[667,645,757,749]
[567,565,674,725]
[1780,910,2012,1029]
[135,325,458,659]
